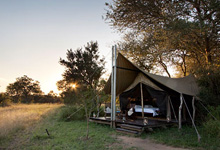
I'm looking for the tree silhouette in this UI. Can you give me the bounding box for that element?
[6,75,42,103]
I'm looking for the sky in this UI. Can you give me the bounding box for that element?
[0,0,121,94]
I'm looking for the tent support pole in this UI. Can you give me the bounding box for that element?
[179,93,183,130]
[140,83,144,120]
[183,96,201,142]
[198,101,218,121]
[110,46,114,128]
[112,45,117,128]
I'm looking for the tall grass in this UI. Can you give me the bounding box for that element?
[1,105,119,150]
[0,104,62,141]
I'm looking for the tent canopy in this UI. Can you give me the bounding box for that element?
[104,53,199,97]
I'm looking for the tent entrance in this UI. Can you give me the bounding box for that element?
[119,83,169,119]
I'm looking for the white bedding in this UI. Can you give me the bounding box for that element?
[134,105,159,117]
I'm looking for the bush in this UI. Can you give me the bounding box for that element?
[203,120,220,138]
[197,66,220,106]
[0,99,12,107]
[59,105,86,121]
[203,106,220,138]
[0,93,12,107]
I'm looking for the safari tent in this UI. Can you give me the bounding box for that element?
[90,52,200,137]
[104,53,199,124]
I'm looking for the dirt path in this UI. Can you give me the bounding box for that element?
[116,135,189,150]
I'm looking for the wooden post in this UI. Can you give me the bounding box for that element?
[140,83,144,119]
[179,93,183,130]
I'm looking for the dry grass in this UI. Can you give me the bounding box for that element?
[0,103,63,138]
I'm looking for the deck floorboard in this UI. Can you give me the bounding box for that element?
[89,117,175,128]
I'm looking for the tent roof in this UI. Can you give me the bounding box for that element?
[104,53,199,97]
[123,73,163,92]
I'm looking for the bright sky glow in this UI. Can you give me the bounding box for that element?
[0,0,121,94]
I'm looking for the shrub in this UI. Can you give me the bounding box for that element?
[0,97,12,107]
[197,66,220,106]
[203,120,220,138]
[59,105,86,121]
[203,106,220,138]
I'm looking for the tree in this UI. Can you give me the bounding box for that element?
[197,65,220,106]
[59,41,105,89]
[118,31,174,77]
[6,75,42,103]
[58,41,105,139]
[106,0,220,75]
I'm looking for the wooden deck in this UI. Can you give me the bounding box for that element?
[89,116,176,128]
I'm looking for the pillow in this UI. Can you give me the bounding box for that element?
[144,105,153,108]
[135,105,142,109]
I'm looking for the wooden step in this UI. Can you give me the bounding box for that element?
[116,128,140,135]
[118,124,143,132]
[89,119,111,125]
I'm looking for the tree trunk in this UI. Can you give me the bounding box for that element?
[159,61,171,78]
[158,55,171,77]
[205,50,212,64]
[84,102,89,140]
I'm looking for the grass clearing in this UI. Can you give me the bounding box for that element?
[2,105,121,150]
[0,103,62,147]
[144,125,220,150]
[2,104,219,150]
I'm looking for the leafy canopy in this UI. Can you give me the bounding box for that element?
[59,41,105,89]
[106,0,220,77]
[58,41,105,104]
[6,75,42,102]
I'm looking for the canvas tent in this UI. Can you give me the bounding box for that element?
[104,53,200,123]
[104,53,199,97]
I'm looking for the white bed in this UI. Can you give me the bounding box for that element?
[134,105,159,117]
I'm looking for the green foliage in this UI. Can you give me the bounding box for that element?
[106,0,220,76]
[203,105,220,138]
[59,41,105,88]
[206,106,220,121]
[58,41,107,139]
[58,41,106,105]
[147,106,220,149]
[147,125,220,150]
[58,105,86,121]
[203,120,220,138]
[197,66,220,105]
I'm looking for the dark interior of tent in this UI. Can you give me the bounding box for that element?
[119,83,194,122]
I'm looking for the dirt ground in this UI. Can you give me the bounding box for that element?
[115,135,189,150]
